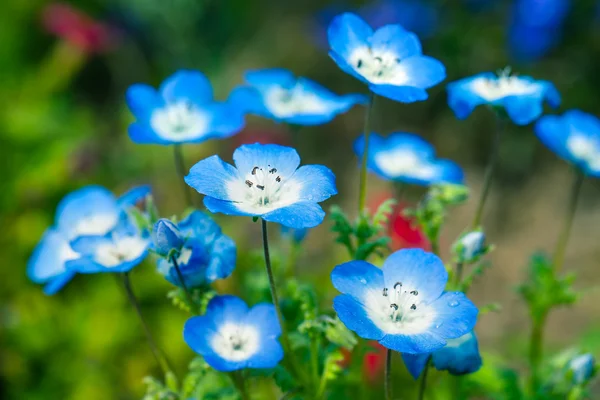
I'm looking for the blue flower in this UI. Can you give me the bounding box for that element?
[508,23,562,63]
[185,143,337,229]
[331,248,478,354]
[568,353,595,385]
[354,133,464,186]
[359,0,439,39]
[280,225,309,243]
[153,211,236,288]
[447,71,560,125]
[27,185,150,294]
[535,111,600,177]
[453,231,486,263]
[229,68,366,125]
[513,0,570,28]
[327,13,445,103]
[402,331,483,378]
[183,295,283,371]
[126,70,245,145]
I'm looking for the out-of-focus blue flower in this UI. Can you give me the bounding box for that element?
[447,71,560,125]
[514,0,570,28]
[185,143,337,229]
[331,248,478,354]
[229,69,366,125]
[153,212,236,288]
[126,70,245,145]
[327,13,445,103]
[280,225,309,243]
[453,231,486,263]
[402,331,482,378]
[535,111,600,177]
[183,295,283,371]
[354,133,463,186]
[568,353,595,384]
[67,216,150,274]
[27,185,150,294]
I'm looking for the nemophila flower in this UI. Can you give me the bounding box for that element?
[229,69,366,125]
[447,70,560,125]
[126,70,245,145]
[327,13,445,103]
[567,353,595,384]
[27,185,150,294]
[153,211,236,288]
[513,0,570,28]
[402,331,482,378]
[359,0,439,39]
[185,143,337,229]
[354,133,464,186]
[453,231,486,263]
[535,110,600,177]
[183,295,283,371]
[508,24,562,62]
[331,248,478,354]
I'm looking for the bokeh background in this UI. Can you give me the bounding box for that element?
[2,0,600,398]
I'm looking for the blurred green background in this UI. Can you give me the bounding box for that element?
[2,0,600,398]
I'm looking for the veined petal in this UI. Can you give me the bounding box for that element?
[379,331,446,354]
[397,56,446,89]
[290,165,337,203]
[369,25,422,59]
[261,201,326,229]
[331,260,384,303]
[203,197,257,218]
[159,70,213,105]
[185,155,240,201]
[333,295,385,340]
[426,292,478,340]
[401,353,430,379]
[233,144,300,179]
[327,13,373,60]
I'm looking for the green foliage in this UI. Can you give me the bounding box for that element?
[168,287,216,314]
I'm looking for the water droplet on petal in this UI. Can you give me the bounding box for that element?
[359,278,366,284]
[448,300,459,307]
[435,322,444,329]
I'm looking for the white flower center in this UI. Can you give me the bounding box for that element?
[211,322,260,362]
[567,135,600,171]
[150,101,208,141]
[94,235,148,267]
[264,85,330,118]
[470,75,539,102]
[348,46,408,85]
[374,150,436,179]
[72,213,119,239]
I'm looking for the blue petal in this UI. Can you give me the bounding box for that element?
[228,86,267,115]
[126,84,164,121]
[153,219,183,256]
[159,70,213,105]
[428,159,465,185]
[379,331,446,354]
[542,81,561,108]
[245,68,296,90]
[117,185,151,208]
[432,332,482,375]
[206,295,250,326]
[292,165,338,202]
[43,271,76,295]
[369,84,428,103]
[331,260,384,303]
[401,353,430,379]
[328,51,369,83]
[369,25,422,59]
[261,202,326,229]
[192,102,245,143]
[205,235,237,282]
[398,56,446,89]
[564,110,600,135]
[178,211,221,241]
[27,229,74,283]
[233,144,300,179]
[128,123,171,145]
[333,295,385,340]
[327,13,373,60]
[244,304,284,369]
[185,155,239,201]
[203,197,256,218]
[503,94,544,125]
[427,292,478,340]
[535,114,571,161]
[382,249,448,303]
[446,75,491,120]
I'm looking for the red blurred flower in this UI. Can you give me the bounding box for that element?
[230,127,291,149]
[42,3,117,53]
[363,342,387,384]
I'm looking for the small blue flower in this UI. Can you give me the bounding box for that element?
[568,353,595,385]
[153,211,236,288]
[508,23,562,63]
[535,110,600,177]
[229,68,366,125]
[183,295,283,371]
[126,70,245,145]
[402,331,483,378]
[513,0,570,28]
[331,248,478,354]
[359,0,439,39]
[185,143,337,229]
[27,185,150,294]
[280,225,309,243]
[447,71,560,125]
[354,133,464,186]
[327,13,446,103]
[453,231,486,263]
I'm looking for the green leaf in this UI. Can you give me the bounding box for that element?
[354,236,391,261]
[372,198,397,230]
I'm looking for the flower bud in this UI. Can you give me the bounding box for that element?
[152,219,183,257]
[454,231,486,263]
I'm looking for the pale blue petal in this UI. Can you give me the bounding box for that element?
[379,331,446,354]
[153,219,183,256]
[27,229,72,283]
[329,51,368,83]
[427,292,478,340]
[206,295,250,326]
[159,70,213,105]
[432,331,482,375]
[117,185,151,208]
[197,102,246,142]
[333,295,385,340]
[398,56,446,89]
[178,211,221,241]
[185,155,239,201]
[261,202,326,229]
[331,260,384,303]
[327,13,373,60]
[293,165,337,202]
[503,94,544,125]
[55,186,119,237]
[369,25,422,59]
[203,197,255,218]
[233,144,300,179]
[204,235,237,282]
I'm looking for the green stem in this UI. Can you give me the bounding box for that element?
[430,237,440,256]
[174,144,193,207]
[121,273,172,375]
[310,335,320,395]
[417,357,431,400]
[529,313,546,393]
[454,262,464,289]
[170,254,198,314]
[472,117,504,228]
[231,371,250,400]
[358,93,376,215]
[552,170,585,272]
[384,349,393,400]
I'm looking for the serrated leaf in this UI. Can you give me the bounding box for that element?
[372,198,397,230]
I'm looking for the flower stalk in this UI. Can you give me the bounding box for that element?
[417,357,432,400]
[170,254,198,314]
[174,144,193,207]
[358,93,376,215]
[384,349,393,400]
[553,170,585,272]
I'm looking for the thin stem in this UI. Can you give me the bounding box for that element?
[231,371,250,400]
[472,117,505,228]
[261,220,285,335]
[552,170,585,272]
[430,237,440,256]
[529,314,546,393]
[384,349,392,400]
[417,357,431,400]
[121,273,171,375]
[358,93,376,215]
[454,262,464,289]
[174,144,193,207]
[310,335,320,395]
[170,254,198,314]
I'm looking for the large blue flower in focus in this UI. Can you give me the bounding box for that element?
[354,132,464,185]
[184,295,283,371]
[402,331,483,378]
[327,13,446,103]
[331,249,478,354]
[185,143,337,229]
[229,68,366,125]
[447,71,560,125]
[152,211,236,288]
[27,185,150,294]
[126,70,245,145]
[535,110,600,177]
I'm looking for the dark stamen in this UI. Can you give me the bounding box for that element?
[269,168,277,174]
[394,282,402,290]
[276,176,281,183]
[256,185,265,190]
[252,166,259,175]
[410,304,417,310]
[410,290,418,296]
[382,288,388,297]
[390,303,398,310]
[357,59,363,68]
[245,180,253,187]
[375,56,382,62]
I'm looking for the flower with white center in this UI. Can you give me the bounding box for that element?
[126,70,246,145]
[27,185,150,294]
[153,211,236,288]
[185,143,337,229]
[401,331,482,378]
[331,248,478,354]
[228,68,366,125]
[568,353,596,385]
[453,231,486,263]
[183,295,283,371]
[327,13,446,103]
[536,110,600,177]
[354,133,464,186]
[447,70,560,125]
